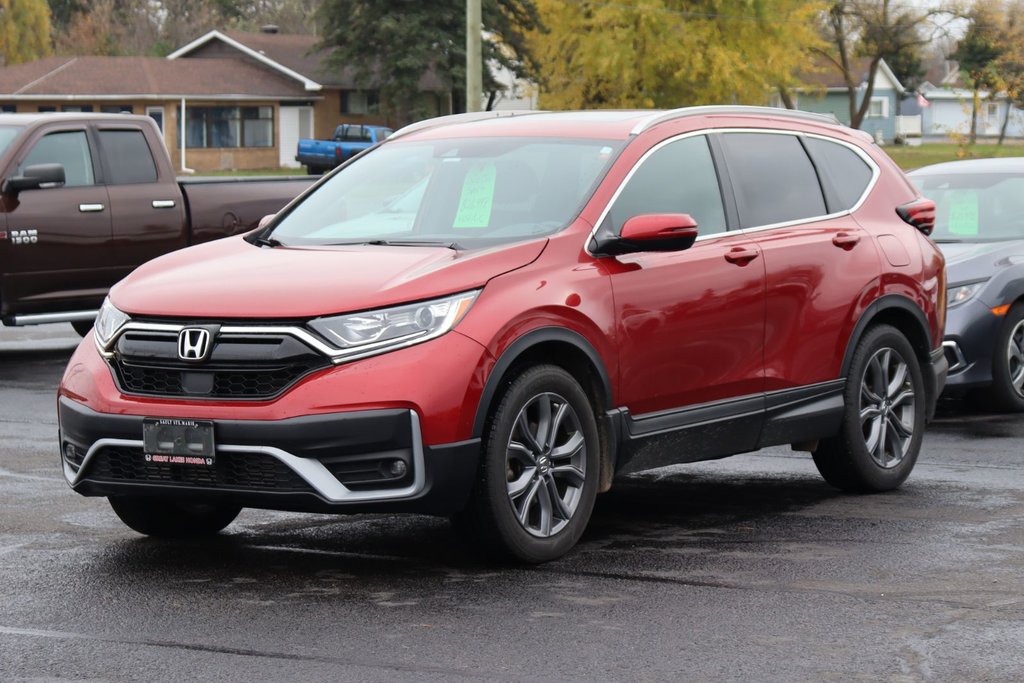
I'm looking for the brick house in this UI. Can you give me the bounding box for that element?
[0,27,455,171]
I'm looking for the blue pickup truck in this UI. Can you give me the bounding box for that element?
[295,124,393,174]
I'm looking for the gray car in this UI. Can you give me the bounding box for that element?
[910,157,1024,410]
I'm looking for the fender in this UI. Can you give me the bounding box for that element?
[840,294,933,376]
[471,326,614,439]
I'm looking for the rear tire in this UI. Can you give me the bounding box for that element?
[813,324,925,492]
[109,497,240,538]
[988,304,1024,412]
[452,365,600,563]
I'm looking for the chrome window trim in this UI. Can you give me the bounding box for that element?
[64,412,427,503]
[585,127,881,257]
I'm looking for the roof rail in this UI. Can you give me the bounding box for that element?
[630,106,841,135]
[389,110,548,141]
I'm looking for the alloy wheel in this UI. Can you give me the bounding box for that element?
[1006,318,1024,397]
[859,347,916,468]
[505,392,587,538]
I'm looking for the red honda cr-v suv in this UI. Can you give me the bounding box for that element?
[59,107,946,562]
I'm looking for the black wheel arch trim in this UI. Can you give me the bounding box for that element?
[840,294,934,376]
[471,327,614,439]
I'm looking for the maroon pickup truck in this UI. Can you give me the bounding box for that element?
[0,113,313,334]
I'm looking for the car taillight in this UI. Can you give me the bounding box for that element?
[897,198,936,236]
[335,147,342,158]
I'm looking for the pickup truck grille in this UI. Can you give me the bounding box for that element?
[109,328,331,400]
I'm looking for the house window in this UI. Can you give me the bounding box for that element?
[0,105,15,113]
[100,104,134,114]
[985,102,999,123]
[177,106,274,148]
[146,106,164,132]
[61,105,94,112]
[341,90,379,115]
[37,106,56,113]
[867,97,889,118]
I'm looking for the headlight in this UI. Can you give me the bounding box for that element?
[93,297,130,348]
[946,281,986,308]
[309,290,479,361]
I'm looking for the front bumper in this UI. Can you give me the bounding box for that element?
[942,298,1003,393]
[59,397,480,515]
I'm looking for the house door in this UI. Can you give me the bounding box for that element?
[279,105,313,168]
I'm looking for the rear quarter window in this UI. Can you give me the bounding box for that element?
[803,137,873,211]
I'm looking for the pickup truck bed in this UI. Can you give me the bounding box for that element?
[296,124,392,174]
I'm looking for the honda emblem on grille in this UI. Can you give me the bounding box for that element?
[178,327,212,362]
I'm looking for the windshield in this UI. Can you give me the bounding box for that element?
[269,136,623,248]
[911,172,1024,242]
[0,125,21,158]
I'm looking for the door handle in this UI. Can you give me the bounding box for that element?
[724,247,759,265]
[832,232,861,249]
[152,200,176,209]
[78,203,105,213]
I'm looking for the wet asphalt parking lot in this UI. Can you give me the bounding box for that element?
[1,325,1023,682]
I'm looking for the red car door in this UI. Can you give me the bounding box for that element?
[717,131,882,398]
[603,134,766,439]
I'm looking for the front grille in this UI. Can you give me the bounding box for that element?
[86,446,311,492]
[109,327,331,400]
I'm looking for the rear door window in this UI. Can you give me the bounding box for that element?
[98,130,158,184]
[608,134,727,236]
[20,130,95,187]
[719,132,827,228]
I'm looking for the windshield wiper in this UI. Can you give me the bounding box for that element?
[252,235,285,248]
[366,239,461,250]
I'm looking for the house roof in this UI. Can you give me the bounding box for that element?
[0,56,312,100]
[797,56,904,94]
[168,29,448,92]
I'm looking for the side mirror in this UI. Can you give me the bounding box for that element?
[594,214,699,255]
[3,163,66,195]
[257,213,276,229]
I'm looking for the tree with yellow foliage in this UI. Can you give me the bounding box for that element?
[527,0,824,109]
[0,0,51,65]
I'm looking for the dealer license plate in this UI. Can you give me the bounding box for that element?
[142,418,215,467]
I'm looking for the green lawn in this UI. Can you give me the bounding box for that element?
[884,143,1024,171]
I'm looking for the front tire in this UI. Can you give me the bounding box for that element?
[453,365,600,563]
[988,304,1024,412]
[109,497,241,538]
[813,325,925,492]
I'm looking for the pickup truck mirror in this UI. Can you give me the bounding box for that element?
[3,163,66,195]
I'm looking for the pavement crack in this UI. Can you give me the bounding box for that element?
[0,625,510,679]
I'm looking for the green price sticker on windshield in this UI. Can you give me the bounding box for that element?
[947,191,980,236]
[453,163,496,229]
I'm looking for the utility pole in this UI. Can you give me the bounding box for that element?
[466,0,482,112]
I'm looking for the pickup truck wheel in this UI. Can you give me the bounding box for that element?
[453,365,600,563]
[108,496,241,538]
[812,324,925,492]
[71,320,93,337]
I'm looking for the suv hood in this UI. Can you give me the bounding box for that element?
[111,236,547,319]
[939,239,1024,283]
